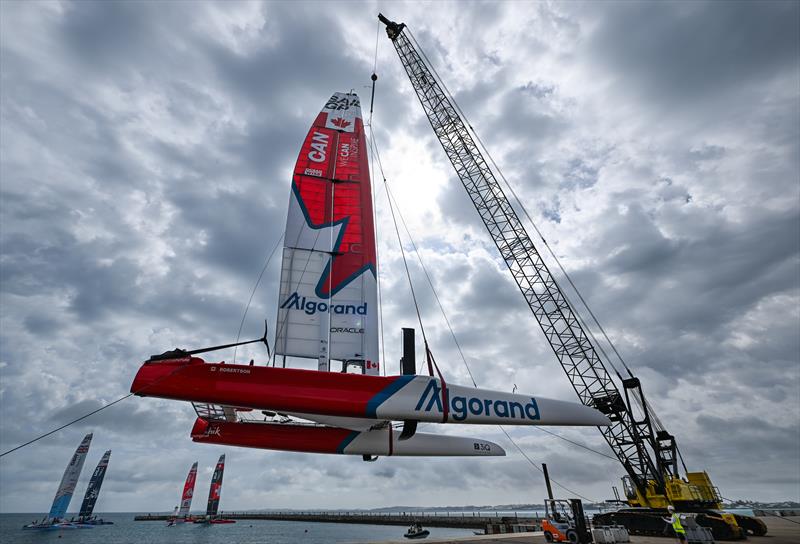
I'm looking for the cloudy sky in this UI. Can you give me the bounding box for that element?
[1,0,798,514]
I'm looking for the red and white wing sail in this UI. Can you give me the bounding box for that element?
[177,461,198,518]
[275,92,379,374]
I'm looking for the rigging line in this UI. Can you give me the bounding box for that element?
[382,182,477,388]
[374,37,616,485]
[407,28,635,381]
[372,18,380,76]
[379,166,618,468]
[531,427,618,461]
[371,136,617,470]
[233,233,284,365]
[0,362,190,458]
[498,425,598,503]
[367,125,430,361]
[367,90,386,376]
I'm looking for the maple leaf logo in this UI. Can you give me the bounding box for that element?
[331,117,351,129]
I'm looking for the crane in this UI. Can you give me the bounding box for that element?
[377,14,766,539]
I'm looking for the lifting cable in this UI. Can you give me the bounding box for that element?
[367,105,609,503]
[368,27,387,375]
[498,425,599,503]
[367,124,431,374]
[407,28,636,381]
[384,178,617,464]
[405,27,691,466]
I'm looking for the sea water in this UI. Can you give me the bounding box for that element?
[0,513,477,544]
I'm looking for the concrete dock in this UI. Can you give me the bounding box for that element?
[361,516,800,544]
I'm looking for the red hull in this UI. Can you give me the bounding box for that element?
[131,356,408,419]
[191,417,354,454]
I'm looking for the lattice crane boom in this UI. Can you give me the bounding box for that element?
[378,13,670,502]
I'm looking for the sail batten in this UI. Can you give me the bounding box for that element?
[275,92,379,374]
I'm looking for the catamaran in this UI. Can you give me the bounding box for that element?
[76,450,113,525]
[194,454,235,524]
[23,433,93,529]
[167,462,198,525]
[131,92,609,459]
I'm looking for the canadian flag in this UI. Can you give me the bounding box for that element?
[330,117,351,129]
[366,361,379,369]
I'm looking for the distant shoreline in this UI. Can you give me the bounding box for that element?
[2,503,798,515]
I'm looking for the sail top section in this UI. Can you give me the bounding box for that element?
[276,92,379,374]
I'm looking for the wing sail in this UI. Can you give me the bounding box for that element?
[275,92,379,374]
[205,454,225,517]
[78,449,111,519]
[177,462,198,518]
[48,433,93,521]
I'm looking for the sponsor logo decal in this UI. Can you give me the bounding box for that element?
[307,131,329,163]
[218,367,251,374]
[325,94,360,110]
[281,291,367,316]
[414,380,540,422]
[330,327,364,334]
[210,365,251,374]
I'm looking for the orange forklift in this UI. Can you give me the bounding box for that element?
[541,464,593,544]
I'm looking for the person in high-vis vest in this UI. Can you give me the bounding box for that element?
[663,505,686,543]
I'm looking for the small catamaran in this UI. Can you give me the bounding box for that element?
[131,92,609,459]
[77,450,113,525]
[167,462,198,525]
[194,454,235,524]
[23,433,93,530]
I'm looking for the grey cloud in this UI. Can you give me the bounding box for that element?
[577,1,800,109]
[1,0,797,512]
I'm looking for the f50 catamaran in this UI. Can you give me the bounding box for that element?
[130,92,609,459]
[167,462,198,525]
[194,454,235,524]
[77,449,113,525]
[24,433,93,529]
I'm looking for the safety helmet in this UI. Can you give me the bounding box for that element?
[667,505,675,512]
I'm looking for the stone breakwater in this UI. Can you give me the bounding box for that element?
[134,511,542,530]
